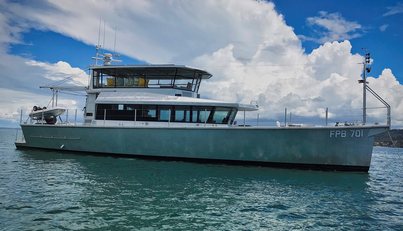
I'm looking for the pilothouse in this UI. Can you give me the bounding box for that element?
[85,65,255,126]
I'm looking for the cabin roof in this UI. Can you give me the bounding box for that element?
[95,92,258,111]
[91,65,212,79]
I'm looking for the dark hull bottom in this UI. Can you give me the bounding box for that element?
[15,144,369,172]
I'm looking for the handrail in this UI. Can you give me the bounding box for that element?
[366,85,391,127]
[17,106,390,128]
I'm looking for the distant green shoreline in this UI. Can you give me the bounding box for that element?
[374,129,403,148]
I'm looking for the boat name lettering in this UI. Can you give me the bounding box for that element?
[329,129,364,138]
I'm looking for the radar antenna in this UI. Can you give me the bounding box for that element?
[92,19,121,66]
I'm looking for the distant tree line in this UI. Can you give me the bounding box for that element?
[374,129,403,147]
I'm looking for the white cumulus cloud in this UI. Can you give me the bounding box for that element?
[26,60,88,86]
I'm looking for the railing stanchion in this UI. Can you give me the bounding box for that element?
[204,109,207,127]
[284,108,287,127]
[104,109,106,126]
[134,109,137,126]
[243,110,246,127]
[74,109,77,125]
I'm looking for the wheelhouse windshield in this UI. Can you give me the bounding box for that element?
[92,66,211,93]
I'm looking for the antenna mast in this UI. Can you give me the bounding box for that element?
[359,52,371,124]
[358,51,391,127]
[92,20,122,66]
[113,26,117,55]
[94,18,102,66]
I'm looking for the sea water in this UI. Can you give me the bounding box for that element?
[0,128,402,230]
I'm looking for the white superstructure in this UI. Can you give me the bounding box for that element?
[83,65,257,127]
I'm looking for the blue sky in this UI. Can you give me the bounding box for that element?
[273,0,403,81]
[0,0,402,127]
[9,30,142,71]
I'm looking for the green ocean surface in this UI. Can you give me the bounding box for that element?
[0,128,402,230]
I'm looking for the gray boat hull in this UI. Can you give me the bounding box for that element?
[15,124,388,171]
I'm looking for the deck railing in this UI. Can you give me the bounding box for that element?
[17,106,391,128]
